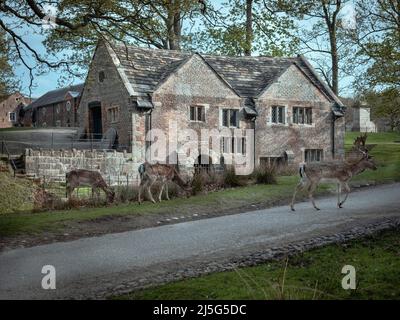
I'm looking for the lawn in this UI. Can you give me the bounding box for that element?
[117,228,400,300]
[0,132,399,238]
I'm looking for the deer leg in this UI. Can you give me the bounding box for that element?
[158,182,165,202]
[290,179,307,211]
[138,179,147,204]
[147,179,156,204]
[339,182,351,208]
[337,183,342,208]
[308,182,320,211]
[165,183,170,200]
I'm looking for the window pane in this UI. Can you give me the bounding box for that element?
[272,107,277,123]
[190,106,195,121]
[308,108,312,124]
[197,107,202,121]
[230,110,237,127]
[278,107,284,124]
[293,107,298,123]
[299,108,304,124]
[222,110,228,127]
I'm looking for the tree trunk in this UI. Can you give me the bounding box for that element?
[167,0,181,50]
[244,0,253,56]
[330,31,339,95]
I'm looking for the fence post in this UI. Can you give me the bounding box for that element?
[51,132,54,149]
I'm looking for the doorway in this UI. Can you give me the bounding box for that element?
[89,102,102,139]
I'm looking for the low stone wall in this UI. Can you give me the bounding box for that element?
[25,149,140,186]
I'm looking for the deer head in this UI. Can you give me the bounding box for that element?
[359,150,378,171]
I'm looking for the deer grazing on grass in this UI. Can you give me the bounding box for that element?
[138,162,192,204]
[66,169,115,203]
[290,135,377,211]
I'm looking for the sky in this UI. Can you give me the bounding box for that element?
[12,0,358,99]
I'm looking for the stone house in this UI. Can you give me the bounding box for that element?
[0,92,32,128]
[78,41,345,175]
[23,84,83,128]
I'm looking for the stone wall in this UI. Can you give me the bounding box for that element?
[255,65,345,164]
[25,148,140,186]
[78,42,135,149]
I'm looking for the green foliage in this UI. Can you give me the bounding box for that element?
[0,30,17,98]
[223,167,242,187]
[187,0,300,56]
[364,89,400,131]
[253,164,278,185]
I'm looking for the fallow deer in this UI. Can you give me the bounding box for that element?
[290,147,377,211]
[66,169,115,203]
[138,162,192,204]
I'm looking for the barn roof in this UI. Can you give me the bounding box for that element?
[109,43,343,107]
[24,84,84,111]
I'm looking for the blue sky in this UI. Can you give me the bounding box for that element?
[13,1,357,98]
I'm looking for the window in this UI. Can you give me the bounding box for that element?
[271,106,285,124]
[108,107,119,123]
[189,106,205,122]
[221,137,246,154]
[237,137,246,155]
[305,149,323,163]
[221,109,239,127]
[8,112,16,122]
[66,101,72,112]
[99,71,106,83]
[293,107,312,125]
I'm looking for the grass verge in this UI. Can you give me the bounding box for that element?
[117,228,400,300]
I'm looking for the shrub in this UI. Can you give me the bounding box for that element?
[254,164,278,185]
[191,172,207,195]
[223,166,242,188]
[115,185,138,203]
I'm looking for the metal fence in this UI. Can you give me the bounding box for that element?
[0,130,129,155]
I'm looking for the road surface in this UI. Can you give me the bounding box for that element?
[0,183,399,299]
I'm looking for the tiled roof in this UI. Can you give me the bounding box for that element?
[110,44,343,106]
[24,84,84,111]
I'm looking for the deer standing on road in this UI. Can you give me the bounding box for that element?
[290,137,377,211]
[66,169,115,203]
[138,162,192,204]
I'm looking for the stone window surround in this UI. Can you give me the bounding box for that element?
[266,104,316,128]
[108,105,120,124]
[292,106,314,127]
[188,104,208,123]
[8,112,16,122]
[219,106,240,129]
[301,147,325,163]
[267,105,288,127]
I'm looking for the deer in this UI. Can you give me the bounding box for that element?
[137,162,192,204]
[290,136,377,211]
[66,169,115,203]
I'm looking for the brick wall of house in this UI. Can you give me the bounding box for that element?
[32,98,80,128]
[0,93,31,128]
[78,42,136,149]
[255,65,345,164]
